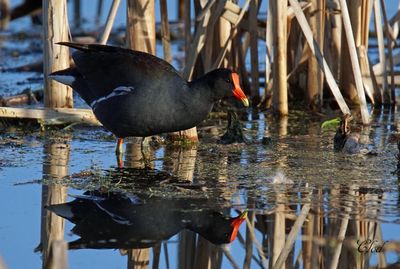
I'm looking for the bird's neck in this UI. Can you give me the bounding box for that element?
[189,72,225,102]
[183,79,215,120]
[189,79,212,101]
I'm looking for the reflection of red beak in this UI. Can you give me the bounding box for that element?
[231,73,249,107]
[229,210,248,242]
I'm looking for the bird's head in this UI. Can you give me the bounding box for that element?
[203,68,249,107]
[228,210,248,242]
[188,209,248,245]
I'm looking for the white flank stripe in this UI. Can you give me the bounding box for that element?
[95,202,132,225]
[90,86,135,109]
[49,75,76,86]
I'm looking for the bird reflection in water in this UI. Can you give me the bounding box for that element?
[47,188,247,249]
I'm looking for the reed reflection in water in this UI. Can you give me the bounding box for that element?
[36,113,400,269]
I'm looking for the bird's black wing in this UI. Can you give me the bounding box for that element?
[57,42,184,99]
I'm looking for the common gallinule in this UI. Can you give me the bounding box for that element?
[47,190,247,249]
[49,42,249,161]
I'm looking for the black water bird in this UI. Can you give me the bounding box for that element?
[47,191,247,249]
[50,42,249,164]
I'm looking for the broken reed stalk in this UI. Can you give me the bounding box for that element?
[184,0,191,57]
[330,0,342,79]
[41,137,70,269]
[183,3,211,79]
[0,107,100,126]
[202,7,216,71]
[127,249,150,269]
[43,0,72,108]
[126,0,156,54]
[375,224,388,268]
[328,199,350,269]
[358,46,376,104]
[48,240,68,269]
[392,2,400,39]
[380,0,396,104]
[205,1,242,71]
[221,246,241,269]
[339,0,360,103]
[193,237,217,269]
[0,0,10,30]
[367,53,383,103]
[272,0,288,115]
[98,0,120,44]
[374,0,388,104]
[160,0,172,63]
[235,230,265,268]
[302,211,312,268]
[184,0,226,80]
[359,0,376,103]
[211,0,251,70]
[361,0,373,49]
[0,89,42,107]
[249,0,260,102]
[244,212,254,269]
[245,216,269,268]
[265,0,273,85]
[339,0,370,124]
[176,147,197,180]
[217,2,239,69]
[311,190,323,269]
[178,0,184,20]
[178,232,196,269]
[195,0,216,22]
[307,0,324,110]
[272,203,286,267]
[215,16,230,69]
[288,0,351,115]
[273,203,311,269]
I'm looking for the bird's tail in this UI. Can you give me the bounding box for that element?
[48,67,94,105]
[48,67,79,87]
[56,42,92,51]
[56,41,123,53]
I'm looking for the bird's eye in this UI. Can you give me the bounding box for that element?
[226,79,231,83]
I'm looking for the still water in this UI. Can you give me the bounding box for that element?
[1,109,399,268]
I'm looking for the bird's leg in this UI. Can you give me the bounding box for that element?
[116,138,124,154]
[219,109,245,144]
[116,138,124,168]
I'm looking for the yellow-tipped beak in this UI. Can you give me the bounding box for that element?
[229,210,248,242]
[239,209,248,219]
[231,73,249,107]
[241,97,249,107]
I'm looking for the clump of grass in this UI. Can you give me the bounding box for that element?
[321,117,341,131]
